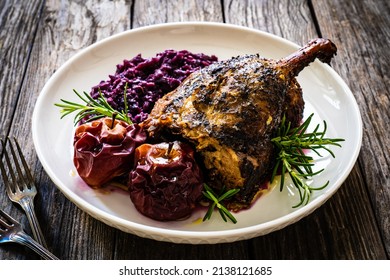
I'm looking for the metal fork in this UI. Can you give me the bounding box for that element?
[0,137,47,248]
[0,209,58,259]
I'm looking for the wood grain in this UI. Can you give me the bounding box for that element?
[0,0,388,260]
[224,0,317,44]
[224,0,386,259]
[1,0,132,260]
[133,0,223,27]
[0,0,43,137]
[312,0,390,258]
[0,0,45,260]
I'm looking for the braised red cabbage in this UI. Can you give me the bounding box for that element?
[90,50,218,123]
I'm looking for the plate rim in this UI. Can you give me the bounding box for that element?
[32,21,363,244]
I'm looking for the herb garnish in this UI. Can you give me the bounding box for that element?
[271,113,345,208]
[202,184,240,224]
[55,86,345,222]
[55,86,131,125]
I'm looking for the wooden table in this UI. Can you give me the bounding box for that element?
[0,0,389,260]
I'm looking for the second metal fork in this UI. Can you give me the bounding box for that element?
[0,137,47,248]
[0,209,58,259]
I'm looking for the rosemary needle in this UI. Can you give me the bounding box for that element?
[271,113,345,207]
[55,86,132,125]
[55,85,345,220]
[202,184,240,224]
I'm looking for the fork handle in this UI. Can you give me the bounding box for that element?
[12,231,59,260]
[20,199,48,248]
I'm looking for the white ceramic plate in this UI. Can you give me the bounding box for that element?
[32,22,362,244]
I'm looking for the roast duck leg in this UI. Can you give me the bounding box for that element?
[142,38,337,209]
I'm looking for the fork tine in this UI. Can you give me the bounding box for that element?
[0,138,17,194]
[0,137,47,248]
[7,137,35,192]
[0,209,15,227]
[12,137,36,188]
[0,219,9,230]
[0,216,9,229]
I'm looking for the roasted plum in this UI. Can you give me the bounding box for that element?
[74,117,146,188]
[129,141,203,221]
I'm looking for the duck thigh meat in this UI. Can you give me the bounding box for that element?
[143,38,337,208]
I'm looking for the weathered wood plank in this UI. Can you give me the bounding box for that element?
[1,0,387,260]
[224,0,386,259]
[0,0,43,136]
[249,167,386,259]
[2,0,246,260]
[1,0,133,260]
[0,0,45,260]
[224,0,317,44]
[113,233,250,259]
[312,0,390,258]
[133,0,223,26]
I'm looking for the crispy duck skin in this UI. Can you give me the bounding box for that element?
[142,38,337,208]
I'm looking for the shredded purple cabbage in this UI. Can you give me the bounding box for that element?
[90,50,218,123]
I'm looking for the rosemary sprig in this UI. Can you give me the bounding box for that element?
[202,184,240,224]
[54,86,131,125]
[271,113,344,208]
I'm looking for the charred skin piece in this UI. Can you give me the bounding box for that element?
[143,39,337,208]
